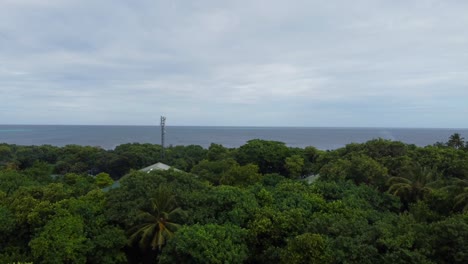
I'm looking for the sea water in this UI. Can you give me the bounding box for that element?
[0,125,467,150]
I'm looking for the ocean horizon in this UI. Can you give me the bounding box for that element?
[1,124,467,150]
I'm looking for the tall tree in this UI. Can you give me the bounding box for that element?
[280,233,332,264]
[387,164,439,209]
[437,177,468,213]
[447,133,465,149]
[454,187,468,213]
[236,139,290,174]
[159,224,248,264]
[285,155,305,179]
[128,186,184,253]
[29,215,88,264]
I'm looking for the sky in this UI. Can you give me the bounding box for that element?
[1,0,467,127]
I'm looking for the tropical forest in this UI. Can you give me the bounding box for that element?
[1,134,467,263]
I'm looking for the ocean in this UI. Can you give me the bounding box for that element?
[0,125,467,150]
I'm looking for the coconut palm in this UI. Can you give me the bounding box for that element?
[128,186,184,251]
[454,187,468,212]
[436,177,468,212]
[442,178,468,212]
[447,133,465,149]
[387,164,440,208]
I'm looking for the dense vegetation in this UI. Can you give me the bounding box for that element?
[1,133,467,263]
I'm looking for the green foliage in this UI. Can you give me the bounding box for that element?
[261,173,288,187]
[236,139,290,174]
[1,135,467,263]
[1,171,126,263]
[454,187,468,212]
[303,146,322,163]
[0,169,34,195]
[14,145,59,169]
[190,159,237,185]
[58,173,97,197]
[376,213,434,263]
[319,154,388,187]
[191,159,262,186]
[160,224,248,264]
[54,145,107,175]
[61,190,128,263]
[387,164,440,209]
[22,161,53,183]
[409,200,441,222]
[112,143,163,176]
[0,205,15,236]
[359,138,410,160]
[29,215,88,264]
[205,185,258,226]
[411,146,468,178]
[220,163,262,186]
[428,214,468,263]
[164,145,207,171]
[274,181,326,212]
[95,172,113,188]
[206,143,230,161]
[284,154,304,179]
[447,133,465,149]
[0,144,14,166]
[128,186,184,251]
[318,158,352,181]
[280,233,332,264]
[246,179,329,263]
[105,170,180,227]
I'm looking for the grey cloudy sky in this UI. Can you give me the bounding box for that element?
[1,0,467,127]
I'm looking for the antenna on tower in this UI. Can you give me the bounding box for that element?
[160,116,166,159]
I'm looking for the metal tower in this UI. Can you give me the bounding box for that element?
[160,116,166,159]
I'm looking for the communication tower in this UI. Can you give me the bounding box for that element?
[160,116,166,159]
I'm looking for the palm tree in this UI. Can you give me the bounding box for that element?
[128,186,184,252]
[442,178,468,212]
[387,164,440,209]
[454,187,468,212]
[424,177,468,214]
[447,133,465,149]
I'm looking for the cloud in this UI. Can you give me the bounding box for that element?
[0,0,467,127]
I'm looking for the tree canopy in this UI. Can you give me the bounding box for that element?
[1,133,467,263]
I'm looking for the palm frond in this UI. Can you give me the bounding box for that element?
[128,186,185,252]
[454,189,468,212]
[387,177,412,185]
[164,221,181,232]
[388,183,411,195]
[137,210,158,222]
[128,223,156,247]
[167,207,186,219]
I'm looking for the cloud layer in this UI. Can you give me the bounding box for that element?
[1,0,467,127]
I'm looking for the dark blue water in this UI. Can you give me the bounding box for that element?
[0,125,467,150]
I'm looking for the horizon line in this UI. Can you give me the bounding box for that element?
[1,124,468,130]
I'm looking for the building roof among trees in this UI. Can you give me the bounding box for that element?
[139,162,179,173]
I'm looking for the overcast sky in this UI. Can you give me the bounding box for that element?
[1,0,467,127]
